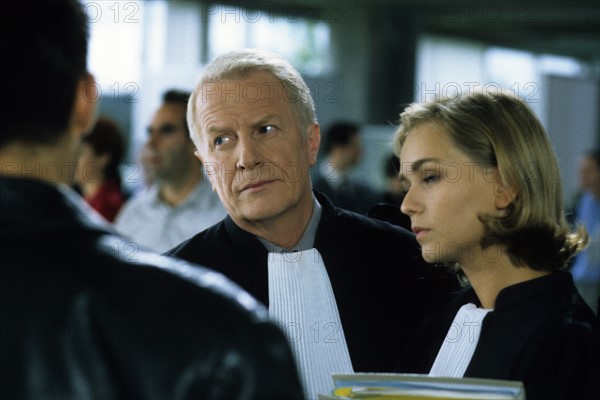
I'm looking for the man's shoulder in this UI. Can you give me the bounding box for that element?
[165,218,228,257]
[332,205,414,240]
[95,232,266,320]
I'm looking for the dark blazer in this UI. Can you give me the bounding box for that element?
[312,174,382,215]
[395,271,600,400]
[0,177,303,399]
[168,191,459,372]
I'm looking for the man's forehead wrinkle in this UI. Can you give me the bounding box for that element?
[201,103,283,131]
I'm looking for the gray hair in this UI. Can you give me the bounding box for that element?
[187,48,317,150]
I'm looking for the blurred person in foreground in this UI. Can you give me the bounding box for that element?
[393,91,599,400]
[167,48,458,399]
[74,116,126,222]
[0,1,303,398]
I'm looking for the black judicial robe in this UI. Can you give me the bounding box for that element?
[167,191,459,372]
[395,271,600,400]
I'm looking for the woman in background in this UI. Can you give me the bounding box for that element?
[393,91,598,400]
[75,116,125,222]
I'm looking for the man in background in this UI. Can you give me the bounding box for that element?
[312,121,382,214]
[570,149,600,314]
[0,1,303,398]
[115,90,226,252]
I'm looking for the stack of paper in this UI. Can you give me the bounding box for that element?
[317,373,525,399]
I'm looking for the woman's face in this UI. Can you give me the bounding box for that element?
[399,123,505,267]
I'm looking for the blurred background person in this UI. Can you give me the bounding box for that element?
[570,149,600,314]
[74,116,126,222]
[366,153,411,230]
[312,121,382,214]
[114,89,226,252]
[139,141,156,189]
[381,152,406,206]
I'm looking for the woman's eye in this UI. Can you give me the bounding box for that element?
[423,174,440,184]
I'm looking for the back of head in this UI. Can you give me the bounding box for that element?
[188,48,316,146]
[584,148,600,171]
[383,153,401,179]
[1,0,89,148]
[81,117,125,181]
[323,121,360,155]
[395,90,588,271]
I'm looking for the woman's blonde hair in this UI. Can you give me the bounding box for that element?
[394,90,588,271]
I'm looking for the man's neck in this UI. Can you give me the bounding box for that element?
[0,139,77,186]
[234,192,315,249]
[591,187,600,201]
[158,168,203,206]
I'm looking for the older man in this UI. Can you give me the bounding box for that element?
[167,49,457,399]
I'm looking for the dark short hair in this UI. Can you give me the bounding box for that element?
[162,89,191,135]
[585,149,600,168]
[1,0,89,148]
[323,122,360,154]
[163,89,191,107]
[82,117,125,181]
[383,153,400,179]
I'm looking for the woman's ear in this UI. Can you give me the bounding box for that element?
[70,73,98,139]
[495,180,517,210]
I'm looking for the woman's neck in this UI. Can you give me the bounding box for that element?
[460,249,549,309]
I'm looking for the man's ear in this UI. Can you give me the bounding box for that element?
[306,123,321,166]
[194,150,204,163]
[70,73,98,138]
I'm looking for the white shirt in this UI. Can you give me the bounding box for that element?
[429,303,492,377]
[114,181,226,253]
[268,249,354,399]
[260,197,353,399]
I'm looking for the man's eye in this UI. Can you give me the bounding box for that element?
[158,125,177,134]
[214,137,226,146]
[258,125,275,134]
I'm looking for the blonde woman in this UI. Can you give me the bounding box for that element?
[393,91,598,400]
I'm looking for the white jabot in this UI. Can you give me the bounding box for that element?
[429,303,492,377]
[268,248,354,399]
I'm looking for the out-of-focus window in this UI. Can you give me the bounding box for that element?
[207,4,332,76]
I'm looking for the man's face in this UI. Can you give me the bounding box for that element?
[145,103,197,182]
[345,133,362,167]
[579,155,600,193]
[193,71,320,227]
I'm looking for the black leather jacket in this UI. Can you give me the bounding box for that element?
[0,177,304,399]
